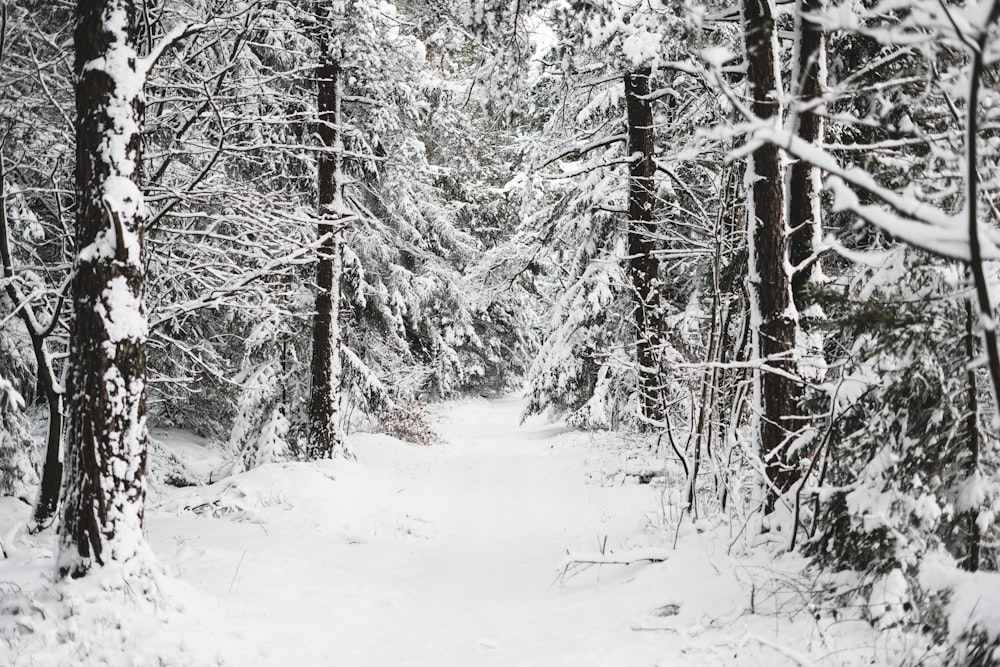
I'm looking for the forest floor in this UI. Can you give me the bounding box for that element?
[0,396,902,665]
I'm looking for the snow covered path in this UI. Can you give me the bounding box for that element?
[149,397,684,666]
[0,396,888,665]
[137,396,893,666]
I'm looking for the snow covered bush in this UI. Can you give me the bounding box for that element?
[229,361,295,472]
[379,402,439,445]
[0,396,38,500]
[917,552,1000,665]
[0,328,38,500]
[804,249,999,633]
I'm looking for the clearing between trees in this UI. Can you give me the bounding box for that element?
[2,396,894,665]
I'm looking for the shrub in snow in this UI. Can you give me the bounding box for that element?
[242,406,291,469]
[0,556,203,665]
[0,370,36,500]
[147,438,198,489]
[804,250,998,636]
[229,363,293,471]
[0,404,38,500]
[916,552,1000,665]
[379,402,438,445]
[867,568,910,628]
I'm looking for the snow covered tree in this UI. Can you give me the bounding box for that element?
[0,148,62,525]
[326,0,531,405]
[787,0,826,310]
[61,0,199,577]
[60,0,150,577]
[750,0,1000,649]
[0,1,75,527]
[126,0,533,465]
[306,0,349,460]
[802,250,998,635]
[740,0,806,513]
[523,0,727,430]
[624,67,663,425]
[141,2,319,448]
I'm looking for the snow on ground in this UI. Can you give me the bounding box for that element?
[0,396,897,665]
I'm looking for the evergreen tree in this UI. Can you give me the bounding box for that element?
[306,0,350,460]
[522,0,727,429]
[61,0,152,577]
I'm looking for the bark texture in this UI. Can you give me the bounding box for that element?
[33,374,62,528]
[742,0,804,511]
[788,0,825,309]
[964,297,982,572]
[625,68,662,426]
[61,0,149,577]
[962,4,1000,565]
[307,41,347,459]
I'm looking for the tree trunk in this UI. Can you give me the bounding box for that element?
[964,296,981,572]
[625,68,662,426]
[965,0,1000,449]
[0,154,64,528]
[306,38,347,459]
[60,0,150,577]
[33,375,62,528]
[788,0,825,309]
[960,0,1000,570]
[742,0,803,513]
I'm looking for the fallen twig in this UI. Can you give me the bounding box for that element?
[738,632,815,666]
[555,547,670,583]
[557,547,671,568]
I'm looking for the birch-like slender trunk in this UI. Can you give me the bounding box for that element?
[961,1,1000,567]
[965,1,1000,427]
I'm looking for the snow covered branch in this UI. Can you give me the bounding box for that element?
[141,22,208,79]
[557,547,670,569]
[556,547,671,583]
[746,126,1000,263]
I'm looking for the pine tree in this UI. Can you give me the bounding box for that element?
[60,0,150,577]
[306,0,348,459]
[522,0,725,429]
[741,0,805,512]
[60,0,200,576]
[624,67,663,425]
